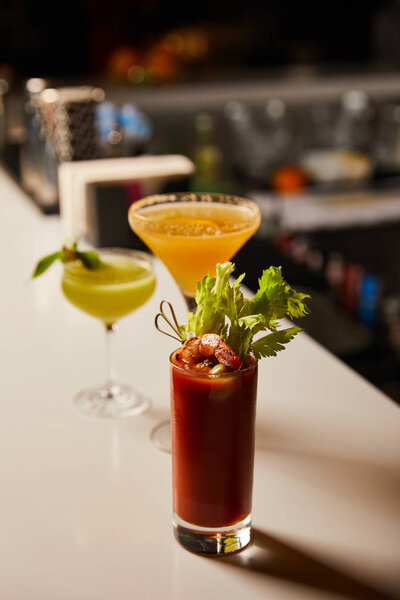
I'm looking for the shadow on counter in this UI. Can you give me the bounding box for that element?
[218,528,396,600]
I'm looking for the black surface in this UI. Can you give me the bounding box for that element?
[235,237,400,404]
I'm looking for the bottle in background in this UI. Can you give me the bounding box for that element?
[118,103,152,156]
[191,112,222,190]
[325,252,345,302]
[334,90,373,152]
[224,101,268,184]
[359,274,380,326]
[264,98,292,166]
[95,100,120,157]
[341,263,363,314]
[383,296,400,353]
[20,78,48,195]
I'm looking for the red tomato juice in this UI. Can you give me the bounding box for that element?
[170,353,258,528]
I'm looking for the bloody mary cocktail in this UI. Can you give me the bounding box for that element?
[170,349,258,553]
[157,262,309,554]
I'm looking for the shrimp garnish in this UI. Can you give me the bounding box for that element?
[181,337,203,363]
[200,334,243,370]
[180,333,243,371]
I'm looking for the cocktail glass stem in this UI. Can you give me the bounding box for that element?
[74,323,149,419]
[104,323,117,392]
[73,321,150,419]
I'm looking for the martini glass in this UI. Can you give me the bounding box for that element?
[128,193,261,449]
[62,248,156,418]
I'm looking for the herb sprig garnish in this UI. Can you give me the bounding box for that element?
[32,240,107,278]
[180,262,310,361]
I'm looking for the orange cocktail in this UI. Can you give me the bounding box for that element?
[128,193,260,299]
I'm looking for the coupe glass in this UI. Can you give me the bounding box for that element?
[62,248,156,418]
[128,192,260,449]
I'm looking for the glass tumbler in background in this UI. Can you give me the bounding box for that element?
[170,354,258,555]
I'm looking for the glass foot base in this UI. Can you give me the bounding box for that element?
[74,383,150,419]
[173,512,251,555]
[150,419,171,453]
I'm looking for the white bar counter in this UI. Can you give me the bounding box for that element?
[1,167,399,600]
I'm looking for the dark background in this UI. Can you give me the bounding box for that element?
[0,0,397,79]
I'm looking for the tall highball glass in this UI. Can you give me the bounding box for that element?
[170,352,258,555]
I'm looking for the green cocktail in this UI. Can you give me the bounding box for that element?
[62,253,156,326]
[62,248,156,419]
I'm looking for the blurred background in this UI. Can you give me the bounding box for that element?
[2,0,400,401]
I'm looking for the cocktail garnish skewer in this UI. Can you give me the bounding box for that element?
[155,300,184,343]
